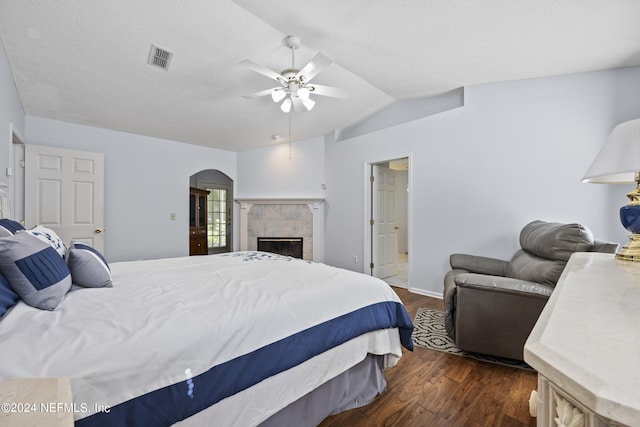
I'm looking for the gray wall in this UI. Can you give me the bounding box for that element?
[324,66,640,296]
[236,136,326,199]
[3,33,640,297]
[24,116,237,262]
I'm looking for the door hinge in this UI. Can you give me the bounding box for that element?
[370,219,374,226]
[370,262,374,269]
[370,175,374,182]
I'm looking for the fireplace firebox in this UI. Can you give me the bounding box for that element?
[257,237,303,259]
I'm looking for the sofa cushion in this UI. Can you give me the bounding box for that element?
[519,220,594,262]
[506,249,567,286]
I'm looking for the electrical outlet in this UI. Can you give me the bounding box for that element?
[170,213,176,221]
[353,256,358,263]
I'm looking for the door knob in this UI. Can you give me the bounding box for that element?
[95,228,103,234]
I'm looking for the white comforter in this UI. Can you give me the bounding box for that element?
[0,252,409,426]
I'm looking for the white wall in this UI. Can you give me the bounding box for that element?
[5,31,640,297]
[0,41,25,217]
[235,136,326,259]
[24,116,237,262]
[324,66,640,297]
[236,136,326,199]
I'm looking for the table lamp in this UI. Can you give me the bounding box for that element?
[582,118,640,261]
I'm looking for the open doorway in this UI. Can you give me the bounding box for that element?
[364,156,410,289]
[190,169,233,255]
[7,123,25,223]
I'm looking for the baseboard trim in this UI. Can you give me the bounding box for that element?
[408,287,442,299]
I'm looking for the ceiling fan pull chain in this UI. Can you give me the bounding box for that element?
[289,111,292,160]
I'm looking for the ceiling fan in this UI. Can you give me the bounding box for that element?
[242,35,345,113]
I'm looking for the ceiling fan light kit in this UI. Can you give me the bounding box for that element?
[242,35,344,114]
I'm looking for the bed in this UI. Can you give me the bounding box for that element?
[0,245,413,426]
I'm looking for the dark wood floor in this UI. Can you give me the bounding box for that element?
[319,288,537,427]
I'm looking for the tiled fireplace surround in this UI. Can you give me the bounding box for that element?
[236,199,324,262]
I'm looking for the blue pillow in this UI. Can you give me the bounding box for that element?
[0,232,71,310]
[66,242,112,288]
[0,219,25,237]
[0,272,19,318]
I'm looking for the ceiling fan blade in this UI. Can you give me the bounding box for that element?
[309,84,347,99]
[242,87,281,99]
[296,53,332,82]
[240,59,284,82]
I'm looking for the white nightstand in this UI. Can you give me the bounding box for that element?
[525,253,640,426]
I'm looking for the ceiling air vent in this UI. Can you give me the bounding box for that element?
[148,44,173,70]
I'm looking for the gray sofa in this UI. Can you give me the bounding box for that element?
[443,220,618,361]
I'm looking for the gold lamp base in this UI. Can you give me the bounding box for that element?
[616,174,640,262]
[616,233,640,262]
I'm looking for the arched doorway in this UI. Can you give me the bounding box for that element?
[189,169,234,255]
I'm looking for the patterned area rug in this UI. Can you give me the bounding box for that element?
[411,307,533,371]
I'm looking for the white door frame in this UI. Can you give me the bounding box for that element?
[6,123,25,222]
[363,153,413,288]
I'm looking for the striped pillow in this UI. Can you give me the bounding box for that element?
[0,219,25,237]
[0,232,71,310]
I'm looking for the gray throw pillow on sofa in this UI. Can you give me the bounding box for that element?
[0,232,71,310]
[66,242,112,288]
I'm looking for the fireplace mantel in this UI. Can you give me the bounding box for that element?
[235,198,325,262]
[236,198,324,206]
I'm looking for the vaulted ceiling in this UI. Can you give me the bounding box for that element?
[1,1,639,151]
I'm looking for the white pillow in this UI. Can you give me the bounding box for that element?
[24,225,67,258]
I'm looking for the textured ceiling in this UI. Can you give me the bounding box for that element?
[1,0,639,151]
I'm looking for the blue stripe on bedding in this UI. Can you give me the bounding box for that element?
[76,301,413,427]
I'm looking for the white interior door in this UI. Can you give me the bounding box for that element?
[25,145,105,253]
[372,164,398,278]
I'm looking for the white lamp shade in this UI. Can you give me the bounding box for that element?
[582,119,640,183]
[280,98,292,113]
[271,89,286,103]
[297,87,310,100]
[302,97,315,111]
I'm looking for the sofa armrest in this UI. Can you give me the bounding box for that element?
[592,240,619,254]
[453,273,553,360]
[449,254,509,277]
[454,273,554,298]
